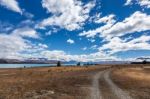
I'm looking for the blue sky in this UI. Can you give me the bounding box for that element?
[0,0,150,62]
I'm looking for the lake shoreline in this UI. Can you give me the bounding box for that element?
[0,64,77,69]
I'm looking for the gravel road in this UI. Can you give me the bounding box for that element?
[91,70,133,99]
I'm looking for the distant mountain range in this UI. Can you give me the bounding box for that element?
[0,58,58,64]
[0,58,131,64]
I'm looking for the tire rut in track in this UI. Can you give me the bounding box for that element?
[99,71,119,99]
[103,70,133,99]
[91,71,104,99]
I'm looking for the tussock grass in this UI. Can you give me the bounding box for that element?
[111,67,150,99]
[0,65,108,99]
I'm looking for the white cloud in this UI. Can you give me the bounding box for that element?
[89,13,101,23]
[0,21,14,33]
[67,39,75,44]
[0,27,119,61]
[79,14,116,38]
[0,0,22,13]
[99,35,150,54]
[45,28,58,36]
[12,27,39,39]
[80,11,150,40]
[80,11,150,57]
[41,50,118,62]
[40,50,69,61]
[101,11,150,40]
[38,0,95,31]
[95,14,116,24]
[0,1,34,17]
[23,11,34,19]
[125,0,150,8]
[82,47,87,51]
[79,23,113,38]
[91,45,98,50]
[0,33,27,59]
[139,0,150,8]
[124,0,132,6]
[0,28,43,59]
[88,39,95,43]
[38,43,48,49]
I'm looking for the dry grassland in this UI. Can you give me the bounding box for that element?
[0,66,108,99]
[111,67,150,99]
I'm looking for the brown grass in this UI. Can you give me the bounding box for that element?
[0,65,109,99]
[111,67,150,99]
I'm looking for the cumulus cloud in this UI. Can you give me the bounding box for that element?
[124,0,132,6]
[101,11,150,40]
[95,14,116,24]
[0,0,22,13]
[0,33,28,59]
[80,11,150,40]
[79,11,150,56]
[12,27,39,39]
[0,28,118,61]
[79,14,116,38]
[99,35,150,54]
[41,50,118,62]
[125,0,150,8]
[140,0,150,8]
[0,27,43,59]
[40,50,69,61]
[38,0,95,31]
[67,39,75,44]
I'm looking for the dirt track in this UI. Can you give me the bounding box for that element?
[91,71,104,99]
[91,70,133,99]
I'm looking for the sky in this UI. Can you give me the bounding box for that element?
[0,0,150,62]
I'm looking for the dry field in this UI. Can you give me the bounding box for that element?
[0,66,108,99]
[0,65,150,99]
[111,66,150,99]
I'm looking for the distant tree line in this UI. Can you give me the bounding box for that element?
[57,61,61,67]
[56,61,98,67]
[77,62,81,66]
